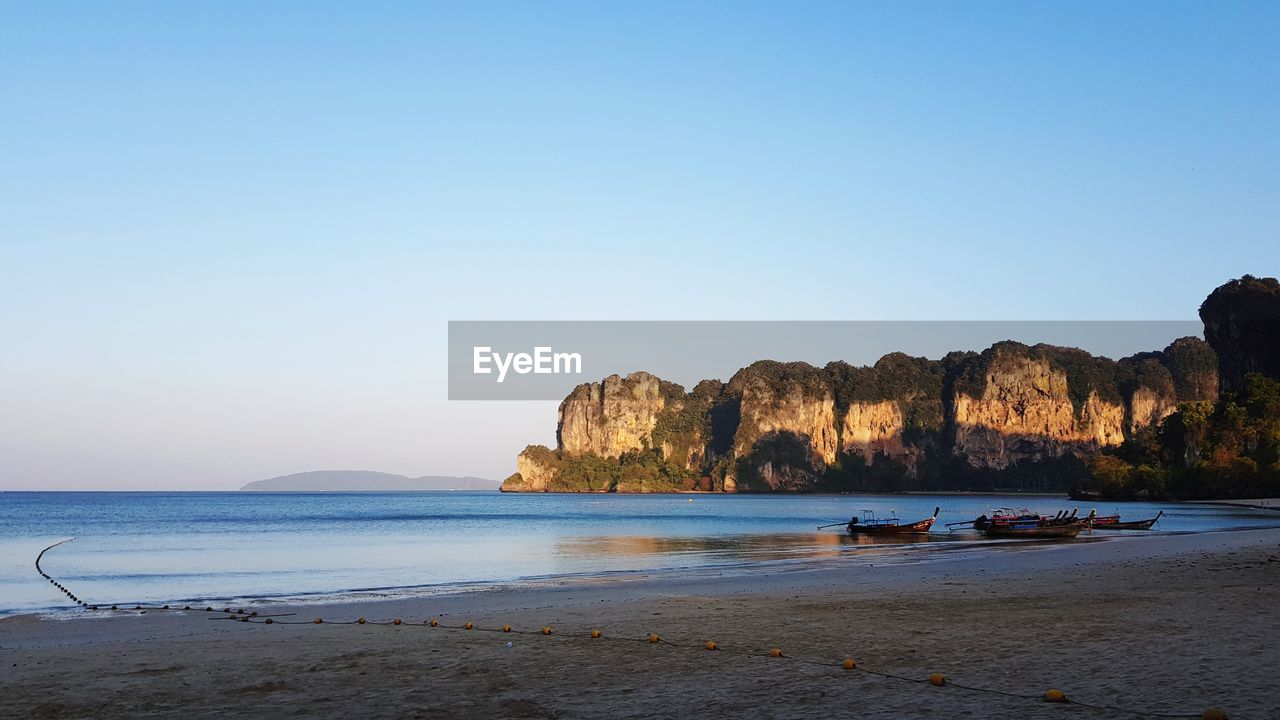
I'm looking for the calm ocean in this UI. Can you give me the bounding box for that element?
[2,492,1275,616]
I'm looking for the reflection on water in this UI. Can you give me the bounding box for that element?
[556,531,936,564]
[2,491,1277,615]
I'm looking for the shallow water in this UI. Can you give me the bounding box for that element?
[2,491,1276,615]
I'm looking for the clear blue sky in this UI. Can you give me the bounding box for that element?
[1,2,1277,489]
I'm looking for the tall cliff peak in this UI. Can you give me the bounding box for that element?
[1200,275,1280,393]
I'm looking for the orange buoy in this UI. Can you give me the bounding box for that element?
[1044,689,1067,703]
[393,619,402,625]
[590,630,602,638]
[464,622,474,630]
[929,673,946,686]
[357,617,366,624]
[648,634,660,643]
[769,648,783,657]
[705,641,717,651]
[542,627,552,635]
[314,618,323,624]
[429,619,439,627]
[843,659,857,670]
[265,619,273,625]
[1202,710,1228,720]
[502,624,512,632]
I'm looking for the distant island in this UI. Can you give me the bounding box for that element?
[504,275,1280,500]
[241,470,500,492]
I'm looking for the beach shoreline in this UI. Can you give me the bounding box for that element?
[3,527,1277,718]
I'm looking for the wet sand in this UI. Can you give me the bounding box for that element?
[2,528,1278,719]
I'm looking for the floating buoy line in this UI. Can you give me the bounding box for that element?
[34,539,1232,720]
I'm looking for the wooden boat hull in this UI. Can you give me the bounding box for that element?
[983,522,1085,539]
[1085,511,1163,530]
[847,508,939,536]
[847,516,936,535]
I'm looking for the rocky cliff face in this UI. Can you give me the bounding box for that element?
[557,372,668,459]
[1127,386,1179,436]
[950,352,1126,469]
[841,400,907,459]
[502,338,1223,493]
[726,362,838,491]
[1200,275,1280,393]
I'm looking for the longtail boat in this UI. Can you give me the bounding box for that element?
[845,507,939,536]
[1085,510,1164,530]
[981,509,1093,539]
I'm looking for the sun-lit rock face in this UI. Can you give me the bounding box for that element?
[557,372,667,459]
[1128,386,1179,436]
[501,445,561,492]
[950,353,1126,470]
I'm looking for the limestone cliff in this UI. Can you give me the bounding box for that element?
[949,350,1125,470]
[557,372,668,459]
[725,361,839,491]
[1200,275,1280,393]
[502,339,1222,493]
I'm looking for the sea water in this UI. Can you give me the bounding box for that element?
[2,491,1275,616]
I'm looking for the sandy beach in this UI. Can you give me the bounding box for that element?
[2,528,1277,720]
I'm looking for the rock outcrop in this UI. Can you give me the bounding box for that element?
[1200,275,1280,393]
[557,372,668,459]
[726,362,838,491]
[949,351,1125,469]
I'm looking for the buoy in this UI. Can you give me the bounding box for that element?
[111,605,118,610]
[314,618,323,624]
[1202,709,1228,720]
[502,624,512,632]
[648,634,660,643]
[705,641,717,651]
[464,622,474,630]
[542,627,552,635]
[769,648,782,657]
[393,619,402,625]
[843,659,857,670]
[265,619,273,625]
[430,619,439,627]
[236,609,245,615]
[135,605,142,610]
[929,673,946,686]
[206,607,213,612]
[184,606,191,610]
[590,630,602,638]
[1044,689,1066,703]
[163,605,170,609]
[250,611,258,617]
[357,618,366,624]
